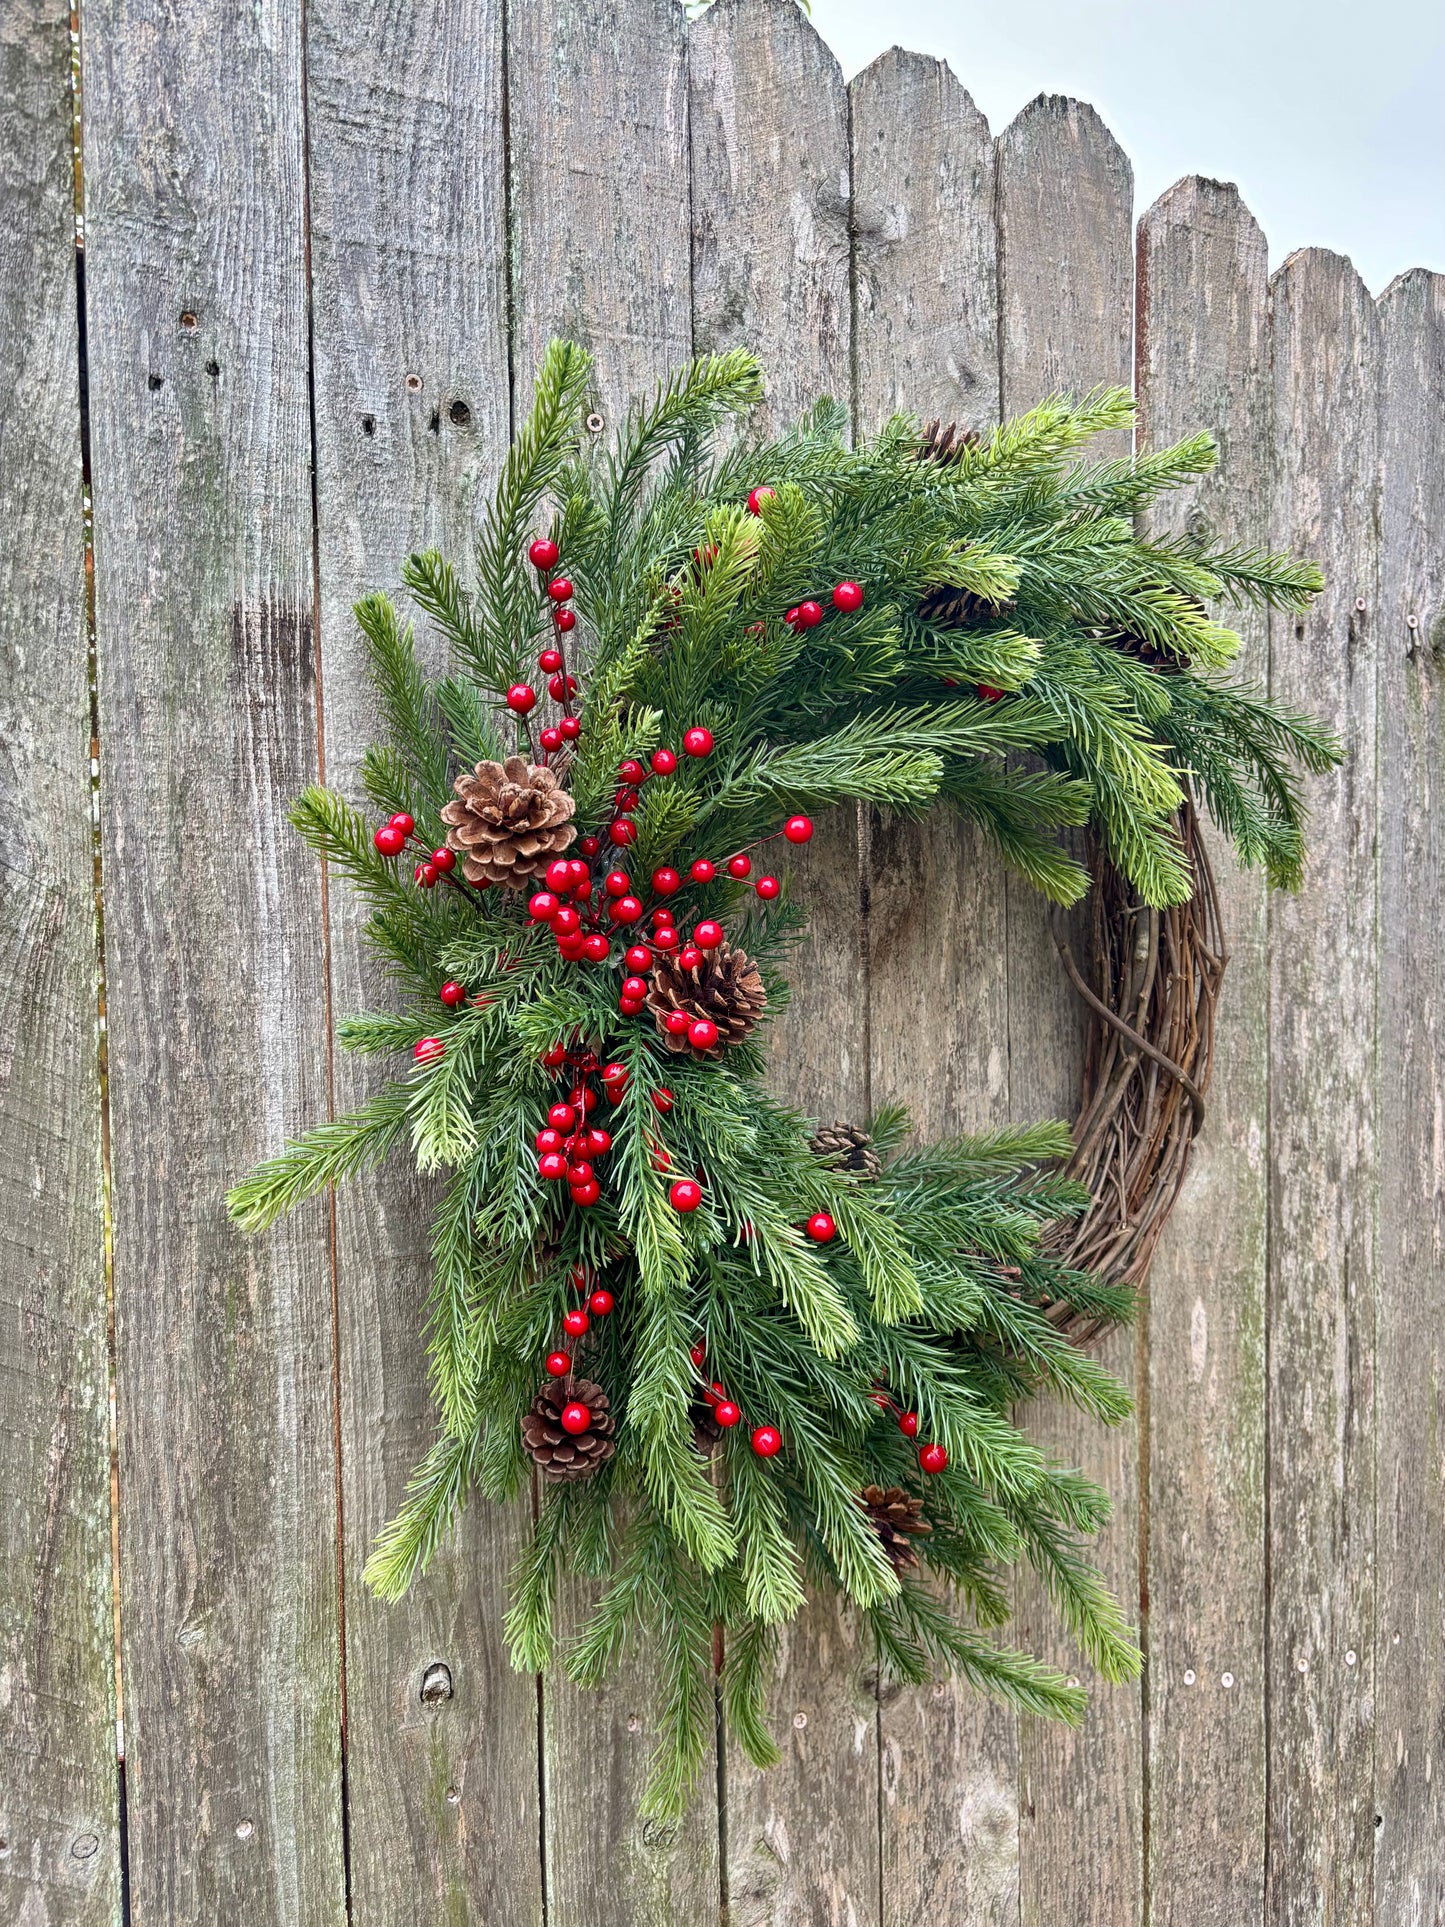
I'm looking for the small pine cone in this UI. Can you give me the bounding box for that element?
[809,1121,881,1179]
[646,939,766,1060]
[861,1484,932,1573]
[690,1401,723,1456]
[917,580,1015,630]
[914,418,980,468]
[521,1374,616,1482]
[440,755,576,888]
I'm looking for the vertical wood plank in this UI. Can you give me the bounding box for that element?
[1373,267,1444,1927]
[0,4,118,1918]
[1135,176,1272,1925]
[303,4,544,1920]
[995,93,1143,1927]
[1265,248,1379,1927]
[508,5,716,1921]
[691,5,874,1923]
[850,48,1019,1927]
[79,1,346,1917]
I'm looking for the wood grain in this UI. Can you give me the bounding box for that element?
[995,92,1143,1927]
[79,0,346,1917]
[0,4,117,1919]
[850,48,1019,1927]
[1373,266,1445,1927]
[1265,248,1380,1927]
[1134,177,1272,1924]
[304,2,544,1919]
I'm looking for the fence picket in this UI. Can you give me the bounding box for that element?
[995,93,1143,1926]
[1134,176,1273,1923]
[0,6,117,1918]
[850,49,1020,1927]
[1266,247,1380,1926]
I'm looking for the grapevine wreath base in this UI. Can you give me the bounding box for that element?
[231,342,1333,1813]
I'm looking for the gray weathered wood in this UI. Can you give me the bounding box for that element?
[691,5,876,1921]
[303,2,545,1919]
[995,93,1143,1927]
[508,5,718,1920]
[1266,248,1380,1927]
[79,0,346,1916]
[1134,177,1272,1922]
[1373,267,1444,1927]
[0,5,118,1918]
[851,48,1019,1927]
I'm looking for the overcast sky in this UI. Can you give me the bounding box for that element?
[810,0,1443,295]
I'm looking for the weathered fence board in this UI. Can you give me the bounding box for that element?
[1373,266,1445,1927]
[79,0,346,1917]
[995,93,1144,1927]
[1134,177,1273,1923]
[0,6,117,1920]
[1266,248,1380,1927]
[303,1,542,1920]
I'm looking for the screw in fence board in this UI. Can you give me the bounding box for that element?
[0,3,119,1918]
[1372,266,1445,1925]
[78,0,347,1917]
[507,4,718,1921]
[302,0,545,1918]
[1135,176,1273,1924]
[690,4,878,1922]
[995,93,1143,1927]
[1265,248,1380,1927]
[849,48,1020,1927]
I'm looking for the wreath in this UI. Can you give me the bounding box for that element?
[229,342,1335,1815]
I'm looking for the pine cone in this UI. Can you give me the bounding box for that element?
[646,939,766,1060]
[440,755,576,888]
[917,580,1015,629]
[914,418,980,468]
[521,1374,616,1482]
[809,1121,882,1179]
[861,1484,932,1572]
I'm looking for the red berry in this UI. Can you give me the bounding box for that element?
[651,1087,674,1114]
[558,716,582,742]
[580,1087,600,1112]
[589,1288,614,1316]
[622,975,648,999]
[831,580,864,613]
[726,854,751,879]
[414,861,439,888]
[650,747,678,775]
[678,946,704,971]
[545,858,571,891]
[557,932,585,958]
[614,787,640,812]
[599,1060,628,1088]
[977,684,1005,703]
[539,646,563,672]
[543,1042,567,1069]
[586,1127,612,1155]
[689,857,715,884]
[506,683,537,715]
[625,945,652,972]
[690,1343,707,1369]
[551,906,581,937]
[581,932,609,962]
[554,607,577,632]
[389,812,416,837]
[785,607,800,627]
[746,485,776,515]
[652,866,681,896]
[806,1211,836,1243]
[653,926,679,951]
[800,600,827,628]
[604,869,632,897]
[562,1308,589,1337]
[539,726,562,751]
[899,1411,920,1438]
[431,847,456,872]
[755,875,780,901]
[618,758,647,784]
[567,1160,594,1186]
[547,577,573,603]
[783,815,813,844]
[537,1152,567,1180]
[611,896,643,924]
[683,726,714,757]
[374,824,406,855]
[560,1401,591,1434]
[715,1401,741,1428]
[529,890,559,920]
[570,1178,601,1206]
[548,1102,577,1130]
[919,1443,949,1474]
[579,834,601,857]
[439,980,466,1006]
[529,537,559,569]
[414,1037,444,1064]
[609,818,636,846]
[670,1178,702,1212]
[544,1351,572,1378]
[663,1010,691,1036]
[688,1017,719,1051]
[535,1128,562,1152]
[649,1141,672,1172]
[693,920,724,949]
[751,1425,782,1458]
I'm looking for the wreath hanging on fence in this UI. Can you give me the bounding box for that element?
[230,342,1334,1815]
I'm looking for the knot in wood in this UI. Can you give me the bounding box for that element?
[420,1660,454,1704]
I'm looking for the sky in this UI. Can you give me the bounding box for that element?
[809,0,1443,294]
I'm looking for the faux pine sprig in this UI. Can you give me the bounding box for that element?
[228,340,1333,1814]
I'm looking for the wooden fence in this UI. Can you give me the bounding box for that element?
[2,0,1441,1920]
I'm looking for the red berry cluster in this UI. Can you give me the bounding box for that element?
[534,1043,630,1207]
[691,1340,780,1457]
[541,1261,618,1399]
[516,536,583,754]
[372,809,467,894]
[870,1385,950,1475]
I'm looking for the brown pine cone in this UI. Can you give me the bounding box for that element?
[439,755,576,888]
[861,1484,932,1572]
[646,939,766,1060]
[521,1374,616,1482]
[914,418,980,468]
[917,580,1015,629]
[809,1121,882,1179]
